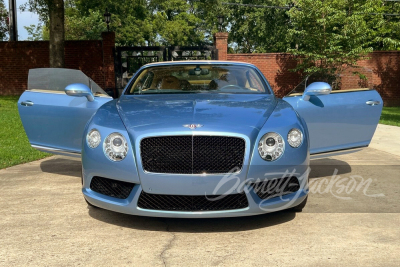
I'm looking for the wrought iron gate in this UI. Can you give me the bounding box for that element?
[114,45,217,92]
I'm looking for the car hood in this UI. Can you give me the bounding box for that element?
[117,94,277,137]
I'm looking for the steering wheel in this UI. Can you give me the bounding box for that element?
[219,84,242,90]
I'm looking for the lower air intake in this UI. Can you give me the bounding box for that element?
[138,191,249,211]
[252,176,301,200]
[90,176,134,199]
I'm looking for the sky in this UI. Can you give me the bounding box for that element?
[5,0,40,40]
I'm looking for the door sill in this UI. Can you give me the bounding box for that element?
[310,146,366,160]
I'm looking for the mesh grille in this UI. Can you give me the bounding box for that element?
[90,176,134,199]
[140,136,245,174]
[138,191,249,211]
[252,176,300,200]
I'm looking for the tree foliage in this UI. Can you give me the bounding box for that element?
[287,0,400,76]
[21,0,400,76]
[0,0,8,41]
[224,0,293,53]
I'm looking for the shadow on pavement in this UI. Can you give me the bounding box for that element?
[88,207,296,233]
[309,158,352,179]
[40,157,81,178]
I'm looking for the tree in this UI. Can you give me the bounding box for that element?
[21,0,65,67]
[224,0,293,53]
[24,24,44,41]
[72,0,153,46]
[368,0,400,50]
[64,10,106,40]
[149,0,209,46]
[286,0,400,82]
[0,0,8,41]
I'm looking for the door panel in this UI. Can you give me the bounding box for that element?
[283,90,383,154]
[18,91,112,154]
[19,68,112,155]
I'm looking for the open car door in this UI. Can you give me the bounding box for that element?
[283,80,383,156]
[18,68,113,156]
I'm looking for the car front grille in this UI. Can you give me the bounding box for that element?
[90,176,135,199]
[252,176,301,200]
[137,191,249,211]
[140,136,245,174]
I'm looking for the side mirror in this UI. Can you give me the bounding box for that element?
[65,83,94,102]
[302,82,332,101]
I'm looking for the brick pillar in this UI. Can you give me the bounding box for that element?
[214,32,229,61]
[101,32,115,90]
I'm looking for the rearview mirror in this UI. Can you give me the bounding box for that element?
[302,82,332,101]
[65,83,94,102]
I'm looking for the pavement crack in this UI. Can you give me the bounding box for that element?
[160,219,176,267]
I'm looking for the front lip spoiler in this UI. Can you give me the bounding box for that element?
[83,185,309,218]
[31,144,81,158]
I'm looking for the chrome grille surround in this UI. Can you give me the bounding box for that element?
[140,135,246,174]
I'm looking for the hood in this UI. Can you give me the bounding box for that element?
[117,93,277,137]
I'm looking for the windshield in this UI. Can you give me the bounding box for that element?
[125,64,270,95]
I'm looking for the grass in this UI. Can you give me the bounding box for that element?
[380,107,400,127]
[0,96,50,169]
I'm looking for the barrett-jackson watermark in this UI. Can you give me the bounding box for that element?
[308,169,385,200]
[206,167,385,212]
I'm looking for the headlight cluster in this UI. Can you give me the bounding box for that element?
[288,128,303,148]
[258,132,285,161]
[103,133,129,161]
[86,129,101,148]
[258,128,303,161]
[86,130,128,162]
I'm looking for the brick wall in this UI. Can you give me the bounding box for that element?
[227,52,400,106]
[357,51,400,106]
[0,32,115,95]
[215,33,400,106]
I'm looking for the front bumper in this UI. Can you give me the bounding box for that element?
[82,183,308,218]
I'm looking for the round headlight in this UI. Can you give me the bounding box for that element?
[86,129,101,149]
[103,133,128,161]
[258,132,285,161]
[287,128,303,148]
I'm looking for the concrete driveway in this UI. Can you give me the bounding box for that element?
[0,125,399,266]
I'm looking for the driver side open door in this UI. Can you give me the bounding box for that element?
[283,87,383,156]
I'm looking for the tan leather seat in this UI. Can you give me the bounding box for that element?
[160,76,181,89]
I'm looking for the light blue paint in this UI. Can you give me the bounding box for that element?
[18,61,382,217]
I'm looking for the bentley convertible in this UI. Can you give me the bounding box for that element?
[18,61,383,218]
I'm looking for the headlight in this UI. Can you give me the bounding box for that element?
[86,129,101,149]
[287,128,303,148]
[103,133,128,161]
[258,132,285,161]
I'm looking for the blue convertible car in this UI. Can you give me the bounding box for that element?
[18,61,382,218]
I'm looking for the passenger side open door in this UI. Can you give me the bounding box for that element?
[18,68,113,156]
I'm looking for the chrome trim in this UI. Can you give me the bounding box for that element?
[139,134,247,176]
[310,146,366,160]
[20,101,34,107]
[31,144,81,157]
